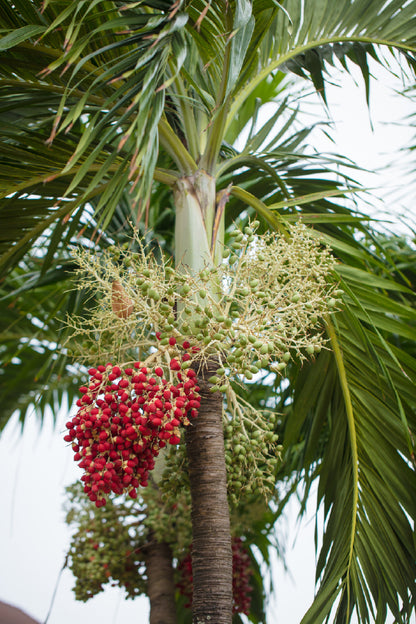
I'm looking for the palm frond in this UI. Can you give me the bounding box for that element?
[279,232,416,624]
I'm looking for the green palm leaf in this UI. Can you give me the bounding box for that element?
[279,233,416,624]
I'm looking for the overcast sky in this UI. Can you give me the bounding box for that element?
[0,60,414,624]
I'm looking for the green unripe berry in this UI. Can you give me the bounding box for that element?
[148,288,160,300]
[231,241,243,250]
[291,293,301,303]
[237,287,249,297]
[306,345,315,355]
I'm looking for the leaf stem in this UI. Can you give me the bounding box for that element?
[325,315,358,620]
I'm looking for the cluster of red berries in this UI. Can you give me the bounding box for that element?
[176,537,253,615]
[64,339,200,507]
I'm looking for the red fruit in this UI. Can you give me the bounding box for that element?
[155,367,163,377]
[169,359,181,371]
[169,336,176,346]
[112,366,121,376]
[183,340,190,349]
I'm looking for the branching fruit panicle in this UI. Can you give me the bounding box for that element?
[65,220,341,503]
[64,340,200,507]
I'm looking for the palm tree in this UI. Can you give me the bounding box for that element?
[1,1,416,622]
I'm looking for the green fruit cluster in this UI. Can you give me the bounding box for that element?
[65,483,147,601]
[224,399,281,504]
[68,220,340,381]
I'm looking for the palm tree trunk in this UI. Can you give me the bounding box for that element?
[145,538,177,624]
[174,171,232,623]
[185,359,233,624]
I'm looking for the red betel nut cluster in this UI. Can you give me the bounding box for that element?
[64,342,200,507]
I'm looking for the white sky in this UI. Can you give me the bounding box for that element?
[0,60,415,624]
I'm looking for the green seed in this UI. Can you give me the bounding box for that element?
[209,375,220,384]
